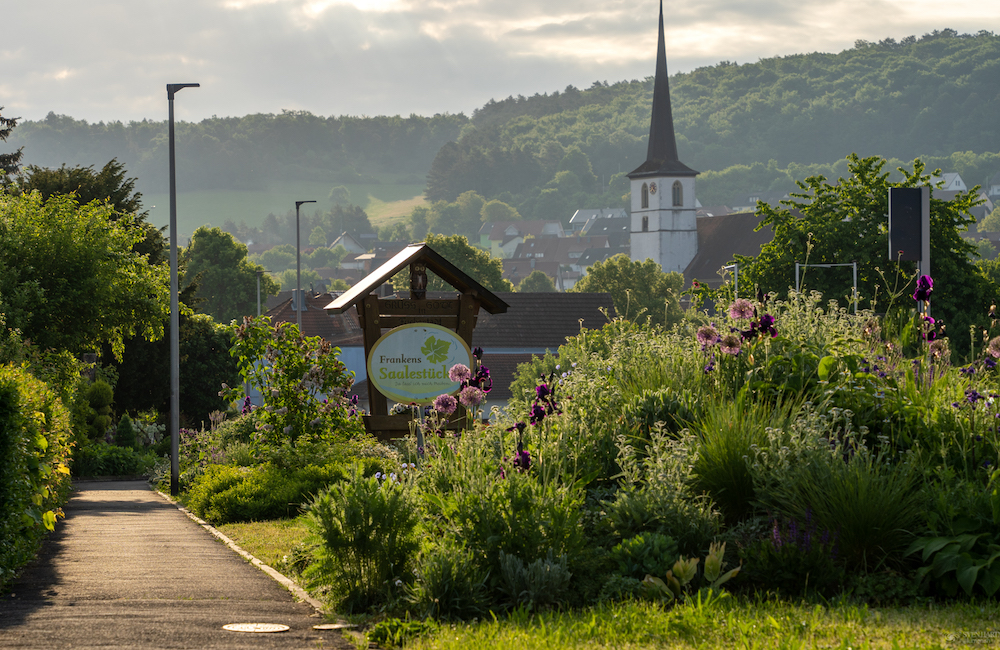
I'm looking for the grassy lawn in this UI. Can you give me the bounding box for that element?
[214,517,1000,649]
[407,598,1000,649]
[215,517,309,568]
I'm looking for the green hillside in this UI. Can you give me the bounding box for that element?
[5,28,998,232]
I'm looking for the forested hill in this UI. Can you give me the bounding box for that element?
[7,111,469,195]
[426,29,999,203]
[5,28,998,217]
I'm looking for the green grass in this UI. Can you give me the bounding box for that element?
[215,517,309,568]
[407,597,1000,649]
[216,518,1000,649]
[144,180,425,241]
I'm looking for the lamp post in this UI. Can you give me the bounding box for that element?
[256,270,264,317]
[167,82,199,497]
[295,200,316,332]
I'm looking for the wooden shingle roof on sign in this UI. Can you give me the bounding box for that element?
[324,242,509,315]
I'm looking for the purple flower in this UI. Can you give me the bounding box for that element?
[529,403,546,425]
[757,313,778,337]
[719,333,742,356]
[433,393,458,414]
[696,325,720,348]
[449,364,471,383]
[459,386,485,408]
[913,274,933,302]
[536,384,551,399]
[514,449,531,472]
[728,298,755,320]
[472,347,484,360]
[242,396,253,414]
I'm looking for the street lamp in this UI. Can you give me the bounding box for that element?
[256,269,264,317]
[295,200,316,332]
[167,82,199,497]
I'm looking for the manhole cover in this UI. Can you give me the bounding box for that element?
[313,623,356,630]
[222,623,290,633]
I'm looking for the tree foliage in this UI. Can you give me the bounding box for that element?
[0,107,23,176]
[0,191,169,358]
[182,226,279,324]
[571,254,684,327]
[737,154,994,356]
[517,270,556,293]
[391,233,513,293]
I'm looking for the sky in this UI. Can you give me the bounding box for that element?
[3,0,997,124]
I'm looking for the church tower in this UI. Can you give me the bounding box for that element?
[629,1,698,274]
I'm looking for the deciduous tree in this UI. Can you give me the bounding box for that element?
[182,226,279,324]
[572,254,684,327]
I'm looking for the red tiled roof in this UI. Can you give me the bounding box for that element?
[684,212,774,288]
[265,292,365,345]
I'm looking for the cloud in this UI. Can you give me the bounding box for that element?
[3,0,997,123]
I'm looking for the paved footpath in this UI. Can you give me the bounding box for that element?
[0,480,355,649]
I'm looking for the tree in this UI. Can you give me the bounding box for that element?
[307,245,347,270]
[253,244,296,272]
[328,185,351,205]
[572,254,684,327]
[309,225,328,246]
[979,205,1000,233]
[738,154,991,357]
[481,199,521,223]
[0,107,23,176]
[182,227,279,325]
[17,159,166,264]
[517,270,556,292]
[277,268,322,291]
[331,204,375,236]
[0,191,169,358]
[391,233,513,293]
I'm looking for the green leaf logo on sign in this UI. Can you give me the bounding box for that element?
[421,336,451,363]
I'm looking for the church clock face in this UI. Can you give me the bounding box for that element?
[649,182,657,194]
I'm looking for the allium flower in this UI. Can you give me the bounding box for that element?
[728,298,755,320]
[987,336,1000,360]
[448,364,471,383]
[696,325,720,348]
[459,386,485,408]
[433,393,458,414]
[913,274,933,302]
[719,333,742,356]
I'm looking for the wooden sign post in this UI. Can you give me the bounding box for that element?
[325,244,508,440]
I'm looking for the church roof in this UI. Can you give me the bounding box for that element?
[629,1,698,179]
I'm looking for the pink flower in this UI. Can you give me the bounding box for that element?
[728,298,754,320]
[459,386,485,408]
[448,364,471,383]
[719,333,742,356]
[433,394,458,414]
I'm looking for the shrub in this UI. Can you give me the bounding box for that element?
[0,365,73,590]
[407,538,491,620]
[607,427,719,554]
[738,515,846,598]
[497,549,573,610]
[83,379,114,440]
[597,575,645,603]
[115,414,137,449]
[304,463,420,613]
[72,442,159,477]
[609,533,679,581]
[366,617,438,648]
[185,462,347,524]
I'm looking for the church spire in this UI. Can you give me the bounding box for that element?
[629,1,697,177]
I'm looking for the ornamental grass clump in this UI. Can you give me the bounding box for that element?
[304,463,420,613]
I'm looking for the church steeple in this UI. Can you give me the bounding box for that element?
[629,0,697,178]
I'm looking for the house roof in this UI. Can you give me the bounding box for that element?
[471,292,615,349]
[578,246,629,267]
[580,217,630,247]
[325,242,510,315]
[628,2,698,179]
[510,236,609,262]
[569,208,628,225]
[684,212,774,288]
[486,220,563,241]
[265,291,365,345]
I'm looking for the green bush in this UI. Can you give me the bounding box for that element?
[72,442,159,477]
[185,462,347,524]
[407,538,491,620]
[83,379,114,440]
[497,549,573,610]
[609,533,679,581]
[0,364,74,590]
[304,463,420,613]
[115,414,137,449]
[738,515,846,598]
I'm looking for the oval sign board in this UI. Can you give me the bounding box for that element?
[367,323,473,404]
